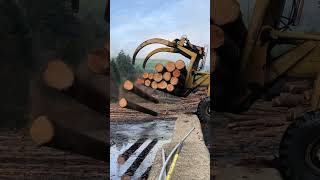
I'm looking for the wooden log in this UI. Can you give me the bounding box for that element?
[43,60,107,115]
[135,78,145,85]
[123,80,159,103]
[163,72,172,81]
[165,62,175,72]
[87,49,108,75]
[30,116,107,161]
[43,60,74,90]
[142,72,149,79]
[170,77,179,86]
[121,139,158,179]
[157,80,168,90]
[144,79,151,87]
[175,60,185,70]
[166,84,175,92]
[155,63,164,73]
[272,93,307,107]
[151,81,158,89]
[282,80,311,94]
[117,138,147,164]
[148,73,154,80]
[172,69,181,78]
[153,73,163,82]
[30,74,107,132]
[119,98,158,116]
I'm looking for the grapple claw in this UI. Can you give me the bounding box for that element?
[142,47,178,68]
[132,38,175,65]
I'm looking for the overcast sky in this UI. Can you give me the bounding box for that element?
[110,0,210,65]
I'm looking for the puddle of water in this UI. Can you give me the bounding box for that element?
[110,120,175,180]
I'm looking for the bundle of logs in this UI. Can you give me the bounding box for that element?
[136,60,187,95]
[118,60,188,116]
[29,46,109,162]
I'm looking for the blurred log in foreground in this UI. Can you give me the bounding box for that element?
[43,59,107,115]
[30,116,107,162]
[87,49,109,75]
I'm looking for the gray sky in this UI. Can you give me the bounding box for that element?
[110,0,210,67]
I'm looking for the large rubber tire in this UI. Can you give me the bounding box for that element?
[279,110,320,180]
[196,97,210,123]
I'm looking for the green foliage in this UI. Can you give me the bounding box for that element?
[111,50,142,85]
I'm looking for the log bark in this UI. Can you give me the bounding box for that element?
[119,98,158,116]
[123,80,159,103]
[165,62,175,72]
[30,116,107,162]
[117,138,147,164]
[121,139,157,179]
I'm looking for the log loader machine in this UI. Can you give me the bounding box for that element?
[132,0,320,179]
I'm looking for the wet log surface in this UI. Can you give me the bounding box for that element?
[0,129,108,179]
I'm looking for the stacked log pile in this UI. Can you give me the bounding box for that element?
[136,60,187,95]
[117,60,189,116]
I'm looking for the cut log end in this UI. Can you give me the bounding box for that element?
[117,155,126,164]
[172,69,181,78]
[170,77,179,86]
[43,60,74,90]
[119,98,128,108]
[167,84,175,92]
[142,72,149,79]
[153,73,163,82]
[155,63,164,72]
[118,97,158,116]
[87,49,108,74]
[123,80,134,91]
[144,79,151,87]
[151,81,158,89]
[175,60,185,70]
[158,81,168,90]
[163,72,172,81]
[30,116,54,145]
[165,62,176,72]
[148,73,154,80]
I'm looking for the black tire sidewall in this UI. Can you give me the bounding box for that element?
[197,97,210,123]
[280,111,320,180]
